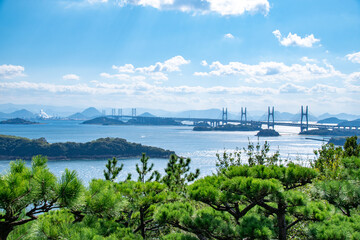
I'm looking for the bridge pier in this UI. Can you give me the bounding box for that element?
[241,107,247,125]
[267,106,275,129]
[222,108,228,125]
[300,106,309,132]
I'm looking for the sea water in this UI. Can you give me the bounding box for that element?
[0,120,324,183]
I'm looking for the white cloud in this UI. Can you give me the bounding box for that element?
[207,0,270,16]
[194,60,341,83]
[102,55,189,83]
[346,72,360,85]
[300,56,317,63]
[346,52,360,63]
[0,64,25,79]
[62,74,80,81]
[136,55,190,73]
[201,60,208,66]
[112,64,135,73]
[108,0,270,16]
[279,83,306,93]
[224,33,235,39]
[273,30,320,47]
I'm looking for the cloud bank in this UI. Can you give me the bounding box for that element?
[273,30,320,47]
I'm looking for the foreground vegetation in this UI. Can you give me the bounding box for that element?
[1,137,360,239]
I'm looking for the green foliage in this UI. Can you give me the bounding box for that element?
[216,140,281,173]
[308,214,360,240]
[9,210,142,240]
[162,154,200,194]
[0,155,83,240]
[118,180,167,239]
[344,136,360,158]
[313,143,344,179]
[134,153,161,183]
[104,157,124,181]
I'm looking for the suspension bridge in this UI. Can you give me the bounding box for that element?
[104,106,360,133]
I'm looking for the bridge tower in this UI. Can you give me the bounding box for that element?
[267,106,275,129]
[117,108,122,116]
[111,108,116,116]
[222,108,228,124]
[300,105,309,132]
[241,107,247,124]
[132,108,137,118]
[102,110,106,116]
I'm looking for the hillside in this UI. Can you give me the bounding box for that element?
[82,117,125,125]
[81,107,102,117]
[0,118,39,125]
[0,135,174,160]
[318,117,347,124]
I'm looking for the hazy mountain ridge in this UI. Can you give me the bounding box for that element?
[1,104,360,122]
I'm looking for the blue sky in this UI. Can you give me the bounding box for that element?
[1,0,360,114]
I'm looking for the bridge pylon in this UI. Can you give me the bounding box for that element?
[267,106,275,129]
[222,108,228,124]
[132,108,137,118]
[300,106,309,132]
[111,108,116,116]
[241,107,247,124]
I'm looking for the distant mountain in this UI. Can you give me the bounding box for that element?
[81,107,102,118]
[257,111,305,122]
[0,112,9,119]
[337,119,360,127]
[9,109,36,119]
[68,112,88,120]
[290,113,318,122]
[174,109,223,119]
[0,103,82,117]
[318,117,347,124]
[318,113,360,121]
[139,112,156,117]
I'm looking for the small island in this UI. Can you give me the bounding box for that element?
[299,129,360,136]
[256,129,280,137]
[0,118,39,125]
[0,135,174,160]
[82,117,125,125]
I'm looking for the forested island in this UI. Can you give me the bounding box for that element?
[0,135,174,160]
[0,118,39,125]
[256,128,280,137]
[300,128,360,136]
[1,137,360,240]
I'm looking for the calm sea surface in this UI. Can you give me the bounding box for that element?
[0,120,324,183]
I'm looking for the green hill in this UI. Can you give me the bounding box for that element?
[0,135,174,160]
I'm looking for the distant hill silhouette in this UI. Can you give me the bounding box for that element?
[337,119,360,127]
[0,109,36,119]
[139,112,156,117]
[318,117,347,124]
[318,113,360,121]
[81,107,102,117]
[68,112,88,120]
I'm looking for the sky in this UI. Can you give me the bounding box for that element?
[0,0,360,115]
